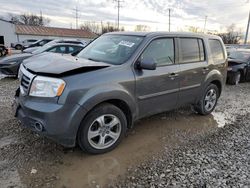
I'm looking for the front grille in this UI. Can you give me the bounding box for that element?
[21,74,31,94]
[19,64,35,95]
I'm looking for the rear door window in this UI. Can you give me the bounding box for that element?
[209,39,225,63]
[47,46,67,53]
[179,38,205,63]
[68,46,81,53]
[141,38,175,66]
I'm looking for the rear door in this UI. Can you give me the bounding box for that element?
[177,38,207,105]
[135,37,180,118]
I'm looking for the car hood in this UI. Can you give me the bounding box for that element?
[228,58,247,64]
[23,47,39,53]
[23,52,110,76]
[0,53,33,64]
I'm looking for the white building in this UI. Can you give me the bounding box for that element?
[0,18,97,47]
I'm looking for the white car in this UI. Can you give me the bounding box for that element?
[11,39,38,50]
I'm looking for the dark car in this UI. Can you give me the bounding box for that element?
[0,44,8,57]
[22,39,53,50]
[0,43,84,76]
[23,39,88,53]
[227,49,250,85]
[14,32,227,154]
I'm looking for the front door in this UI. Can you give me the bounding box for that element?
[135,38,180,118]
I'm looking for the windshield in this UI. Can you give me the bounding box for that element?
[77,35,144,65]
[229,51,250,61]
[32,45,52,54]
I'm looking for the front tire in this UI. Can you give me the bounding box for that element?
[228,71,241,85]
[77,103,127,154]
[194,84,219,115]
[15,45,22,50]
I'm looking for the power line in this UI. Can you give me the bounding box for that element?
[245,11,250,44]
[168,8,171,32]
[203,16,207,33]
[73,5,79,29]
[114,0,124,29]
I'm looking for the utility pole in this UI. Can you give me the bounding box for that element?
[114,0,123,30]
[244,11,250,44]
[168,8,171,32]
[203,16,207,33]
[73,5,79,29]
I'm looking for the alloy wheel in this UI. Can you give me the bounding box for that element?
[87,114,121,150]
[204,89,217,112]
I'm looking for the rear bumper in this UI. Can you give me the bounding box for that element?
[14,88,87,147]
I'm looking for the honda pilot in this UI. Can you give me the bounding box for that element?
[14,32,227,154]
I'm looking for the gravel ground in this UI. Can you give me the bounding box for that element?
[0,77,65,188]
[114,83,250,188]
[0,75,249,188]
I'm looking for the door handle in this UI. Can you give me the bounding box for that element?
[203,67,209,71]
[168,73,179,80]
[202,67,209,74]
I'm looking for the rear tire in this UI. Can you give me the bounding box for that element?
[194,84,219,115]
[77,103,127,154]
[228,71,241,85]
[15,45,22,50]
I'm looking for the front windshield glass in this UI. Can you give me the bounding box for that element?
[77,35,144,65]
[229,51,250,61]
[32,45,52,54]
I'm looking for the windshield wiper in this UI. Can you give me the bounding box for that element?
[168,56,173,64]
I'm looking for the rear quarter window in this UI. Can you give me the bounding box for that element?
[209,39,225,63]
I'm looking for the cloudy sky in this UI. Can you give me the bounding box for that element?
[0,0,249,33]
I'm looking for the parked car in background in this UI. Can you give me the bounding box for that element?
[0,43,84,76]
[22,39,53,50]
[23,39,88,53]
[225,45,237,56]
[11,39,38,50]
[0,44,8,57]
[227,49,250,85]
[14,32,227,154]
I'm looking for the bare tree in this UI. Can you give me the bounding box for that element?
[80,21,101,34]
[9,13,50,26]
[134,25,150,32]
[101,22,124,34]
[217,24,242,44]
[80,21,124,34]
[188,26,199,33]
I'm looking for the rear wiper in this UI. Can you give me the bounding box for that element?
[87,58,100,62]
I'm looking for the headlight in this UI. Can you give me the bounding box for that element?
[29,76,66,97]
[227,67,232,71]
[6,61,17,64]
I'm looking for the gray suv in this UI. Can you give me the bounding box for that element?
[14,32,227,154]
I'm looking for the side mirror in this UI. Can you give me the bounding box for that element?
[138,58,156,70]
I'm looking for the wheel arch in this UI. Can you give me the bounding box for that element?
[77,88,137,130]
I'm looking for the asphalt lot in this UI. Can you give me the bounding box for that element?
[0,74,250,187]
